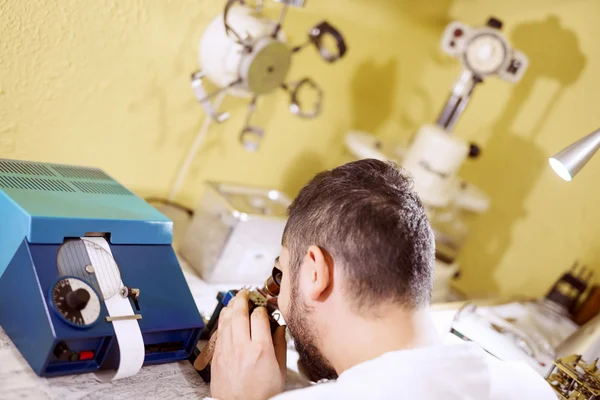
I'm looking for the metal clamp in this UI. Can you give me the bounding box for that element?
[271,1,290,38]
[120,286,141,311]
[224,0,254,50]
[240,126,264,152]
[308,21,347,63]
[239,96,265,152]
[288,77,323,118]
[105,314,142,322]
[191,71,230,123]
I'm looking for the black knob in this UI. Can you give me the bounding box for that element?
[486,17,503,30]
[468,143,481,159]
[66,288,90,311]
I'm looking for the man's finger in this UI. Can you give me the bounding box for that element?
[216,306,233,356]
[273,325,287,377]
[219,305,232,330]
[250,306,272,345]
[231,290,251,344]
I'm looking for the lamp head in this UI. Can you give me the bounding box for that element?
[549,128,600,181]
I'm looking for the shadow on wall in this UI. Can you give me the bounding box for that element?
[393,0,455,27]
[457,16,587,296]
[350,59,399,133]
[348,0,456,136]
[279,151,326,198]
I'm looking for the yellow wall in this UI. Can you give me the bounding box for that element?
[1,0,598,298]
[443,0,600,297]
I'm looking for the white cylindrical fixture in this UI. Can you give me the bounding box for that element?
[402,124,469,208]
[199,6,283,98]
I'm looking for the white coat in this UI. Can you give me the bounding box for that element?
[271,342,557,399]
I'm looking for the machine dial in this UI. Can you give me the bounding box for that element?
[50,277,101,328]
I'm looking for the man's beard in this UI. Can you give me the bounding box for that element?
[286,281,338,382]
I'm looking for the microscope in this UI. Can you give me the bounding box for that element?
[402,16,528,211]
[344,17,529,301]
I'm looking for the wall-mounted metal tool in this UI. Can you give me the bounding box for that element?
[437,17,529,132]
[191,0,347,151]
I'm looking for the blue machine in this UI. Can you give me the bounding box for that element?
[0,158,204,377]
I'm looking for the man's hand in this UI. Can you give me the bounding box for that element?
[210,290,287,400]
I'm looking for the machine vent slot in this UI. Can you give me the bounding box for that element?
[0,176,75,192]
[0,160,55,177]
[71,181,133,196]
[53,165,112,180]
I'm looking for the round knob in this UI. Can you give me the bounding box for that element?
[51,277,101,328]
[468,143,482,159]
[486,17,503,30]
[66,288,91,311]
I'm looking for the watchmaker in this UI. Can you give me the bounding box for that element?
[209,159,556,400]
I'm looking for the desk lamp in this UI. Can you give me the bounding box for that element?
[549,128,600,181]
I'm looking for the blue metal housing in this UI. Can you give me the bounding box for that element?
[0,159,204,377]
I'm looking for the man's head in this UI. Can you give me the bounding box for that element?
[276,159,436,381]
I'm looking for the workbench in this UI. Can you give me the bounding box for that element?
[0,260,578,399]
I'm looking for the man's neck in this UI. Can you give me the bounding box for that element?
[320,305,442,375]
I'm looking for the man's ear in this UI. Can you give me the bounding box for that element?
[305,245,333,301]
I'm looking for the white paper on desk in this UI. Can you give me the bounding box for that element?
[81,237,145,382]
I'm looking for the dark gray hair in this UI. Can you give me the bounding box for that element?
[282,159,435,311]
